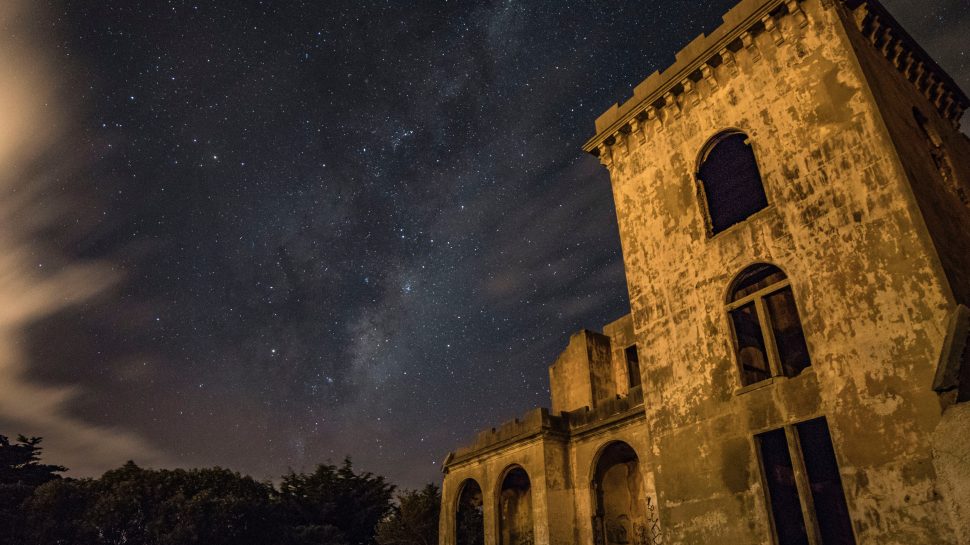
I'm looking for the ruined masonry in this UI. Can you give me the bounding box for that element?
[438,0,970,544]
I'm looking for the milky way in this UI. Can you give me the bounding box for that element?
[3,0,967,488]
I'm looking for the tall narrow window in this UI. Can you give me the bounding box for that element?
[728,263,811,387]
[697,131,769,235]
[625,345,641,389]
[756,418,856,545]
[456,479,484,545]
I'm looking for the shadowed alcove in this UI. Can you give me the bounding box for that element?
[593,442,647,545]
[456,479,484,545]
[499,466,534,545]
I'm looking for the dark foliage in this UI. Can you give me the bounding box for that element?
[279,458,396,545]
[376,484,440,545]
[0,435,66,545]
[9,436,406,545]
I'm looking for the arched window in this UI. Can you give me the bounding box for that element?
[697,131,769,234]
[498,467,533,545]
[593,442,649,545]
[456,479,484,545]
[727,263,811,386]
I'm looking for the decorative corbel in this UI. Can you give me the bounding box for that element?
[630,116,646,145]
[700,64,718,92]
[682,79,699,106]
[663,91,681,118]
[719,47,739,76]
[890,44,907,69]
[879,29,894,56]
[787,0,808,27]
[741,31,761,63]
[597,143,614,170]
[645,106,662,133]
[763,15,783,45]
[866,16,882,44]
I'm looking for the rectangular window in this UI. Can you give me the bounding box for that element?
[796,420,855,545]
[730,303,770,385]
[758,429,810,545]
[625,345,641,389]
[756,418,856,545]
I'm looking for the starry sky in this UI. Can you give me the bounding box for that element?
[1,0,967,489]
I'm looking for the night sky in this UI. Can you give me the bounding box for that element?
[1,1,967,489]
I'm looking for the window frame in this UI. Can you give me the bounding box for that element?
[695,129,771,237]
[754,419,857,545]
[727,268,811,390]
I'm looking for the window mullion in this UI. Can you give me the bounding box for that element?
[755,297,783,377]
[786,426,823,545]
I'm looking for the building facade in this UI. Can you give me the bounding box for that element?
[439,1,970,544]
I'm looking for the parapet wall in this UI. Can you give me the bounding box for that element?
[583,0,967,158]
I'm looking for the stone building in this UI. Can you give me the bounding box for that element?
[438,0,970,544]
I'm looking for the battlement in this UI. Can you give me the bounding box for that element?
[847,1,968,126]
[443,389,646,469]
[582,0,969,159]
[445,408,567,466]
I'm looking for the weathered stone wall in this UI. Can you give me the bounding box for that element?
[838,1,970,306]
[596,0,961,543]
[931,402,970,544]
[550,330,617,414]
[604,315,637,397]
[443,316,652,545]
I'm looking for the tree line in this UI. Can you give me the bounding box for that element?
[0,434,440,545]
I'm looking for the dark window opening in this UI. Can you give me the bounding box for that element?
[757,419,856,545]
[698,132,769,235]
[499,467,533,545]
[625,345,641,389]
[766,287,812,377]
[758,429,810,545]
[593,442,648,545]
[731,303,771,385]
[729,264,811,387]
[796,419,856,545]
[456,479,484,545]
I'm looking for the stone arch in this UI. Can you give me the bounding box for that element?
[695,129,769,235]
[592,441,649,545]
[455,478,484,545]
[497,465,534,545]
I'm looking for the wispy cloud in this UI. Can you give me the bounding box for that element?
[0,0,170,476]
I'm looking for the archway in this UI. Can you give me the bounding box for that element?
[499,466,534,545]
[456,479,484,545]
[593,442,647,545]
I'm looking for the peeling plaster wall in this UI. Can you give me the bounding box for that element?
[836,2,970,306]
[931,402,970,544]
[602,0,959,543]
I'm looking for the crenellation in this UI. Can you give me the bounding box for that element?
[441,1,970,543]
[845,1,969,126]
[586,0,810,159]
